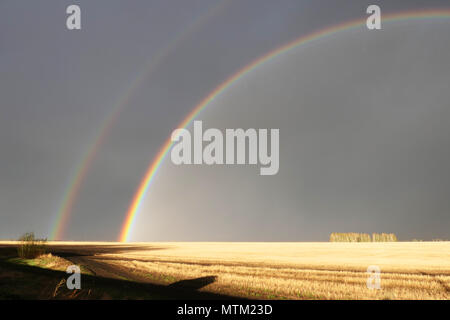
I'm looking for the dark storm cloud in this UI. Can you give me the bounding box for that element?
[0,0,449,240]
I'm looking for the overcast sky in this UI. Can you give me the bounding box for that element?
[1,0,449,241]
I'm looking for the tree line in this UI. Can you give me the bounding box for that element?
[329,232,398,242]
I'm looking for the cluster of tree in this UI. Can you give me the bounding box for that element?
[17,232,47,258]
[372,233,397,242]
[329,232,398,242]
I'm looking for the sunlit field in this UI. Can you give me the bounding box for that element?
[1,241,449,299]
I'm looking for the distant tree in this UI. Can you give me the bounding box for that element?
[330,232,371,242]
[372,233,398,242]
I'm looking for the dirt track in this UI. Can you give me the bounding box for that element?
[0,242,238,299]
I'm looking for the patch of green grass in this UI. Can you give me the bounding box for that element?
[7,255,95,276]
[7,257,36,267]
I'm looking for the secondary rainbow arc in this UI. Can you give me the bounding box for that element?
[49,1,230,240]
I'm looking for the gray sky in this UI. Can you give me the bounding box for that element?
[1,0,449,241]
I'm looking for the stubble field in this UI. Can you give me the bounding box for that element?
[1,241,449,299]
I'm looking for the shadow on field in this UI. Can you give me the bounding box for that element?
[168,276,217,290]
[0,246,239,300]
[0,243,167,257]
[0,257,236,300]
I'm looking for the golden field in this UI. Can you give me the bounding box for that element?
[1,241,449,299]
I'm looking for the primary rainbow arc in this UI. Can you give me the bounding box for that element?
[119,9,450,242]
[119,8,450,242]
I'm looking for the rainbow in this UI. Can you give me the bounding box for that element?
[50,1,230,240]
[50,106,120,240]
[119,8,450,242]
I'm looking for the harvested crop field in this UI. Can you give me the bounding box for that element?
[1,241,449,299]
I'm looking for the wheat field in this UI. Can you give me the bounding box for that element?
[41,241,450,299]
[2,241,449,299]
